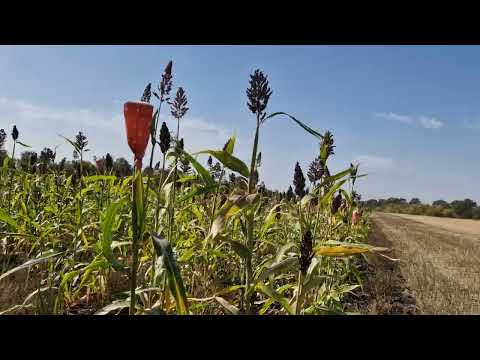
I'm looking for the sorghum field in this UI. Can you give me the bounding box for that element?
[0,63,389,315]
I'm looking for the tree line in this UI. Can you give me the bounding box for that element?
[362,197,480,220]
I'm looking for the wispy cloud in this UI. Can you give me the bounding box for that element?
[375,112,443,129]
[375,112,413,124]
[0,97,229,161]
[353,154,394,172]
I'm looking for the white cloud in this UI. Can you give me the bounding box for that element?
[0,97,230,163]
[375,112,443,129]
[375,112,413,124]
[418,116,443,129]
[353,155,394,172]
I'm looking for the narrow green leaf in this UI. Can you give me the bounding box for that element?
[181,150,215,186]
[152,234,189,315]
[178,184,218,203]
[101,198,128,272]
[195,150,249,178]
[223,135,236,155]
[263,112,323,140]
[256,282,294,315]
[256,257,298,283]
[16,141,31,148]
[59,135,80,152]
[0,251,63,282]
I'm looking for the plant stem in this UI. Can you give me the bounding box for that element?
[295,270,304,315]
[7,140,16,214]
[130,167,142,315]
[244,118,260,314]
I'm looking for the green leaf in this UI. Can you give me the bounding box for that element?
[258,204,282,240]
[152,234,189,315]
[0,209,17,230]
[0,251,63,282]
[256,282,294,315]
[101,198,128,272]
[223,135,236,155]
[195,150,249,178]
[320,179,348,205]
[16,141,31,148]
[327,168,352,183]
[263,112,323,140]
[59,135,80,152]
[256,257,298,283]
[178,184,218,203]
[84,175,117,183]
[208,192,259,240]
[181,150,215,186]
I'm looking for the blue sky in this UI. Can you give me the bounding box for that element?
[0,45,479,203]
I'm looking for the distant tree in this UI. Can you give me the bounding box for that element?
[113,157,133,177]
[19,151,38,172]
[409,198,421,205]
[365,199,378,208]
[451,199,477,219]
[39,147,56,173]
[432,200,449,207]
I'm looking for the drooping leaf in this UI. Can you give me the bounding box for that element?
[59,135,80,152]
[256,257,299,283]
[263,112,323,140]
[0,251,63,282]
[181,151,214,186]
[195,150,249,178]
[152,234,189,315]
[178,184,218,203]
[16,141,31,148]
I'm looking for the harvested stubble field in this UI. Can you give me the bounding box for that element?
[368,212,480,315]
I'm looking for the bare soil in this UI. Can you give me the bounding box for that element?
[361,213,480,315]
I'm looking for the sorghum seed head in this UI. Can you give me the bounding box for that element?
[159,122,171,155]
[159,61,173,99]
[207,155,213,168]
[300,229,313,275]
[293,162,306,198]
[141,83,152,103]
[0,129,6,149]
[171,87,189,119]
[246,69,272,116]
[331,191,342,214]
[11,125,19,141]
[75,131,88,151]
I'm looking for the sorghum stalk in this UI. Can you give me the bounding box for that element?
[244,69,272,314]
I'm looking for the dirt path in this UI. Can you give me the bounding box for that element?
[385,213,480,237]
[367,212,480,315]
